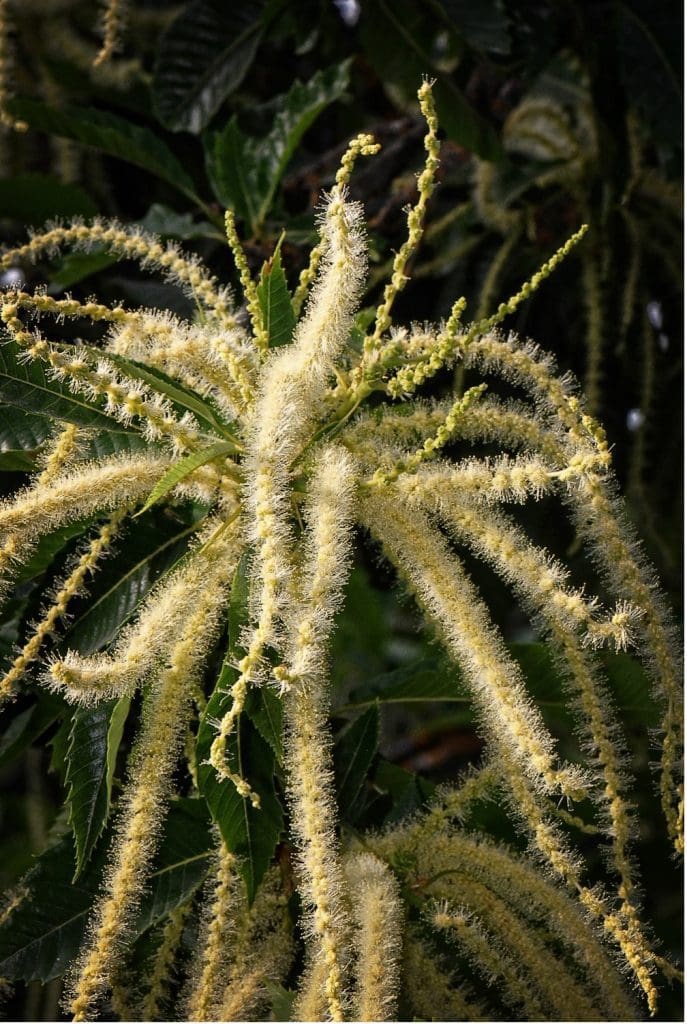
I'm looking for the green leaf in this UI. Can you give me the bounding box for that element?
[137,203,223,242]
[133,798,212,932]
[245,686,284,763]
[64,515,197,657]
[339,644,658,727]
[66,698,131,879]
[196,554,283,901]
[334,705,380,814]
[0,692,64,770]
[257,239,296,348]
[436,0,511,55]
[206,61,351,232]
[49,250,117,290]
[359,0,503,161]
[0,174,97,225]
[0,407,51,471]
[0,799,211,983]
[197,712,283,904]
[6,99,199,203]
[0,338,134,434]
[103,350,237,441]
[136,441,238,516]
[152,0,266,133]
[16,518,99,584]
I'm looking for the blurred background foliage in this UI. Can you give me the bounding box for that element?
[0,0,682,1019]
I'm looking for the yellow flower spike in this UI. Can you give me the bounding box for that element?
[364,79,440,358]
[368,383,488,486]
[1,220,237,326]
[93,0,128,67]
[139,904,189,1022]
[224,209,269,353]
[292,132,380,317]
[67,529,240,1020]
[0,508,127,702]
[186,840,239,1021]
[345,853,404,1022]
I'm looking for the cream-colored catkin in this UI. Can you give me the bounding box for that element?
[1,220,236,325]
[67,531,239,1021]
[432,903,547,1019]
[214,869,294,1021]
[432,874,601,1020]
[361,493,587,802]
[572,470,684,854]
[186,841,238,1021]
[94,0,128,66]
[403,931,488,1022]
[140,904,189,1022]
[1,508,126,701]
[0,454,168,594]
[431,496,639,911]
[280,450,357,1022]
[210,190,367,791]
[36,423,82,485]
[345,852,403,1022]
[50,523,228,703]
[293,956,329,1023]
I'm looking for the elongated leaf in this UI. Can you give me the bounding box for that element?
[0,800,211,982]
[0,174,97,225]
[206,61,351,231]
[138,203,223,241]
[0,339,133,434]
[257,241,296,349]
[136,441,238,516]
[197,711,283,903]
[334,705,380,814]
[66,698,131,878]
[134,798,212,932]
[0,692,64,770]
[197,555,283,901]
[6,99,198,201]
[103,350,236,441]
[245,686,283,763]
[0,407,51,471]
[64,515,197,657]
[153,0,266,133]
[340,644,657,726]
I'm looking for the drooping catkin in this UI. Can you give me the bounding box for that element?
[67,528,239,1020]
[362,493,588,802]
[345,852,404,1022]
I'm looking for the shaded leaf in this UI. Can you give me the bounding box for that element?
[359,0,503,161]
[67,698,131,878]
[245,686,284,763]
[136,441,238,516]
[334,705,380,814]
[6,100,198,203]
[152,0,266,133]
[64,514,197,657]
[134,798,212,932]
[0,174,96,226]
[206,61,351,232]
[138,203,223,241]
[0,338,134,434]
[0,408,51,471]
[257,240,296,348]
[49,250,117,290]
[197,554,283,902]
[0,799,211,982]
[437,0,511,55]
[0,692,64,770]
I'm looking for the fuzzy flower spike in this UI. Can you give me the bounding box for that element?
[0,81,680,1022]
